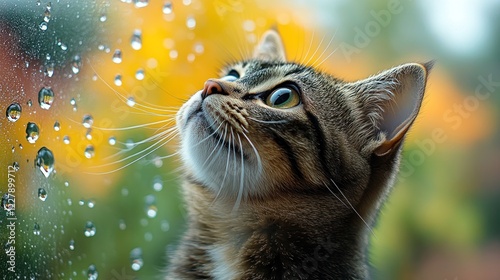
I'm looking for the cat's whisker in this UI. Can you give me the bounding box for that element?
[241,131,262,174]
[212,124,232,205]
[191,116,224,148]
[233,133,245,212]
[248,117,288,125]
[95,128,178,169]
[329,178,377,240]
[69,118,176,131]
[301,29,315,65]
[201,123,226,169]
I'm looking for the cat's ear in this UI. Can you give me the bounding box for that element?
[253,29,286,62]
[350,62,433,156]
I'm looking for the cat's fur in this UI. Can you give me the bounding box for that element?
[167,30,432,279]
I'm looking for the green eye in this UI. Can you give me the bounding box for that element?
[265,86,301,109]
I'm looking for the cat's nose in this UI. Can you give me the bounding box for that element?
[201,80,226,99]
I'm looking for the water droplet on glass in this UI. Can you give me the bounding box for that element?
[69,239,75,250]
[26,122,40,143]
[65,181,70,187]
[78,199,85,206]
[99,14,107,22]
[162,1,173,14]
[53,121,60,131]
[119,219,126,230]
[6,103,22,122]
[1,194,15,211]
[87,264,98,280]
[108,136,116,146]
[193,42,204,54]
[45,63,54,77]
[38,87,54,110]
[87,199,95,208]
[44,7,51,22]
[33,223,41,235]
[11,162,20,172]
[86,129,92,140]
[39,22,48,31]
[35,147,55,178]
[131,29,142,50]
[126,96,135,107]
[82,114,93,128]
[186,16,196,30]
[71,55,82,74]
[112,49,122,63]
[60,43,68,51]
[84,145,95,159]
[70,98,76,106]
[133,69,145,81]
[84,221,96,237]
[161,220,170,232]
[134,0,149,8]
[38,188,48,201]
[145,195,157,218]
[18,144,23,150]
[153,176,163,191]
[27,99,32,107]
[63,135,70,144]
[114,74,122,86]
[130,247,143,271]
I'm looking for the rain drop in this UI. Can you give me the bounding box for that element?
[39,22,47,31]
[162,1,173,14]
[53,121,60,131]
[131,29,142,50]
[35,147,55,178]
[130,247,144,271]
[38,87,54,110]
[69,239,75,250]
[27,99,32,107]
[44,7,51,22]
[112,49,122,63]
[84,145,95,159]
[6,103,22,122]
[87,264,98,280]
[45,63,54,77]
[60,43,68,51]
[33,223,41,235]
[11,162,20,172]
[84,221,96,237]
[1,194,15,211]
[135,68,145,80]
[70,98,76,106]
[71,55,82,74]
[63,135,70,144]
[99,14,107,22]
[153,175,163,191]
[87,199,95,208]
[78,199,85,206]
[186,16,196,30]
[134,0,149,8]
[38,188,48,201]
[108,136,116,145]
[114,74,122,86]
[26,122,40,143]
[82,114,93,128]
[145,195,157,218]
[86,129,92,140]
[126,96,135,107]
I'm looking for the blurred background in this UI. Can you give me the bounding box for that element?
[0,0,499,279]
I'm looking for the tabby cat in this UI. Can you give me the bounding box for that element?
[167,29,432,279]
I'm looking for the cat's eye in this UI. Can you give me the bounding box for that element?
[220,69,240,82]
[265,86,301,109]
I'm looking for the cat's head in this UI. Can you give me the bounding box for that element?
[176,30,431,211]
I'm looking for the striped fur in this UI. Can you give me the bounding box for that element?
[167,30,432,279]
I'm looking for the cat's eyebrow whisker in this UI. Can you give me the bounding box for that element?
[329,178,377,240]
[304,34,326,67]
[310,28,339,68]
[301,29,316,66]
[248,117,288,125]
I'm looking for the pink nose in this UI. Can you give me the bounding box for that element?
[201,80,225,99]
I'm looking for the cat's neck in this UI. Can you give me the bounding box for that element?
[175,178,371,280]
